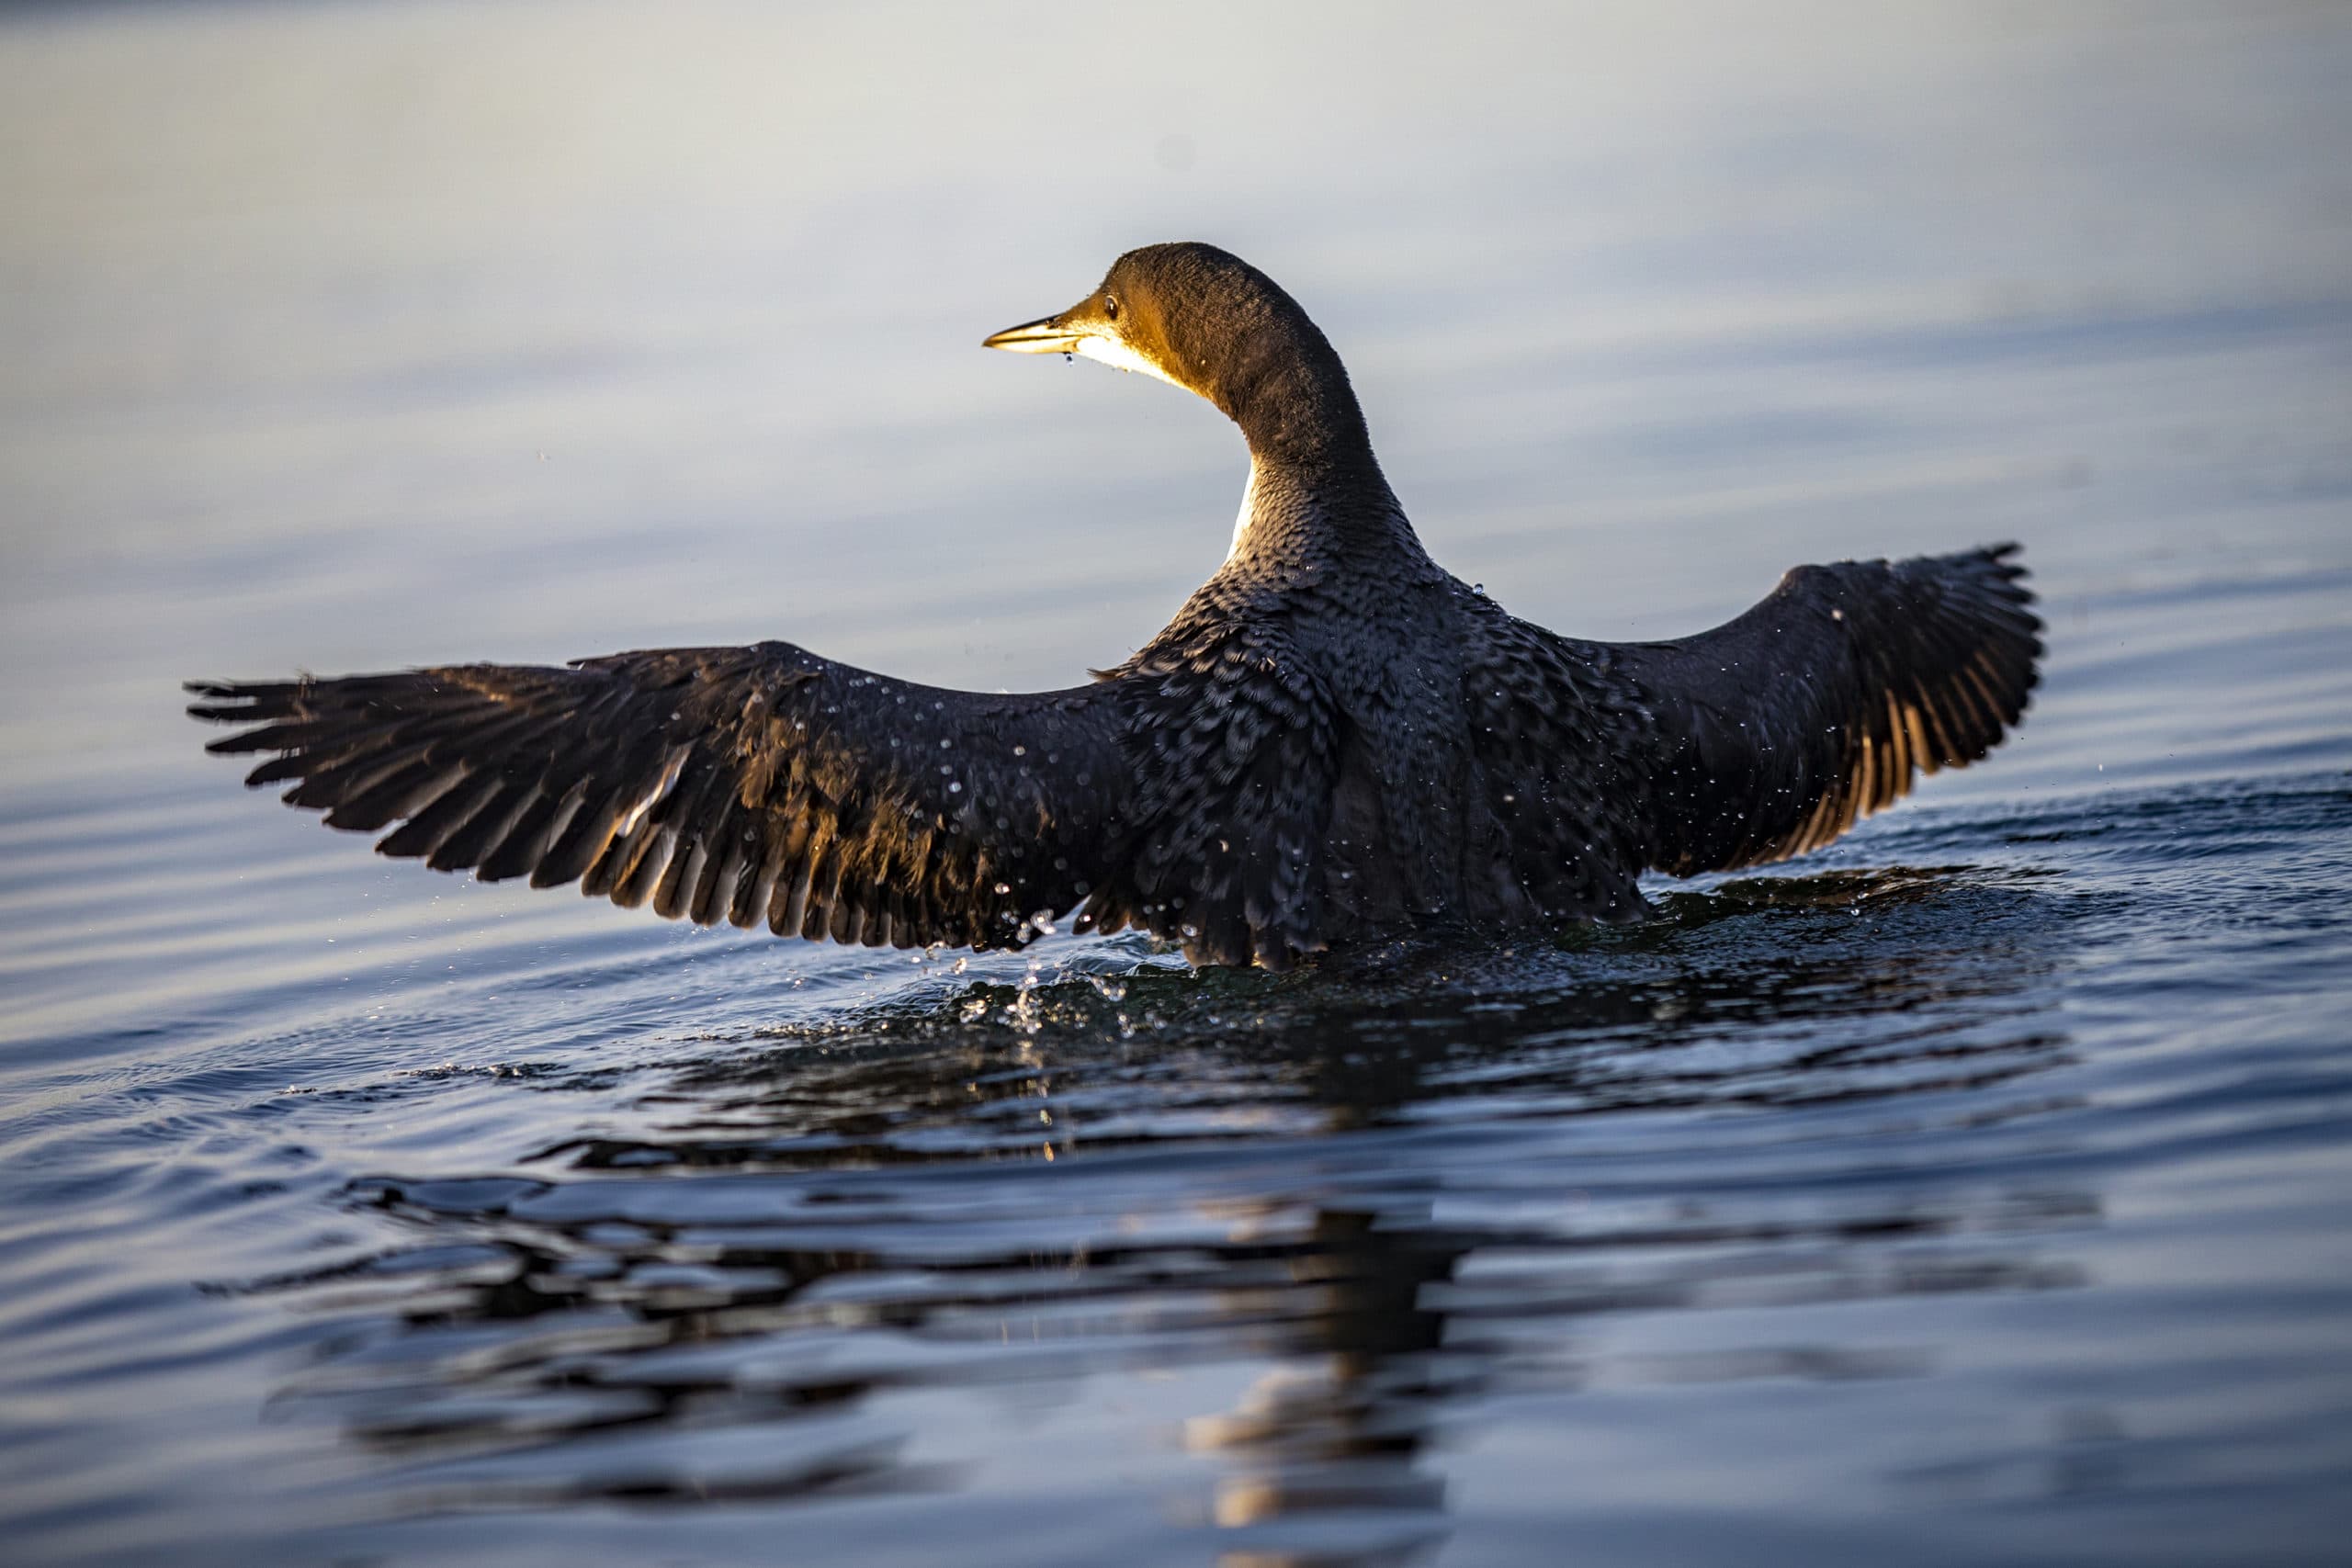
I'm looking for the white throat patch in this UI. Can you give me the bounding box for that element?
[1227,466,1259,562]
[1074,333,1184,390]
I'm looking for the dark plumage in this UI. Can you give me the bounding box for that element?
[190,243,2042,969]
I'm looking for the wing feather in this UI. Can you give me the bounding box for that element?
[1459,544,2041,907]
[1612,543,2042,874]
[189,641,1127,951]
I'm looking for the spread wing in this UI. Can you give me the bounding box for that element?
[1610,543,2042,874]
[188,641,1126,951]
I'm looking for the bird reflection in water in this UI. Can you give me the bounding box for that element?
[1185,1204,1466,1568]
[247,863,2097,1560]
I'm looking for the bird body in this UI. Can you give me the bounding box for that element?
[191,243,2041,969]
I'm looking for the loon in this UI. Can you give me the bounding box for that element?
[189,243,2041,970]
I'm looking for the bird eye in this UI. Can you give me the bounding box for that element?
[1102,293,1120,322]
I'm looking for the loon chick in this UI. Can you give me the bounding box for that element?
[189,243,2041,970]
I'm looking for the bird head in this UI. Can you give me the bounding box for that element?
[982,243,1370,466]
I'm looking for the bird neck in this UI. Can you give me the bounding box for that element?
[1179,297,1427,570]
[1226,451,1425,571]
[1207,317,1376,472]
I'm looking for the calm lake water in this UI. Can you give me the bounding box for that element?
[4,3,2350,1563]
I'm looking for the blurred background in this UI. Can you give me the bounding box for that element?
[5,0,2346,792]
[3,4,2349,1566]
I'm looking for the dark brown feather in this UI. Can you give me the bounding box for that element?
[187,643,1126,952]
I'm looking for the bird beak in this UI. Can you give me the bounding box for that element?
[981,314,1085,355]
